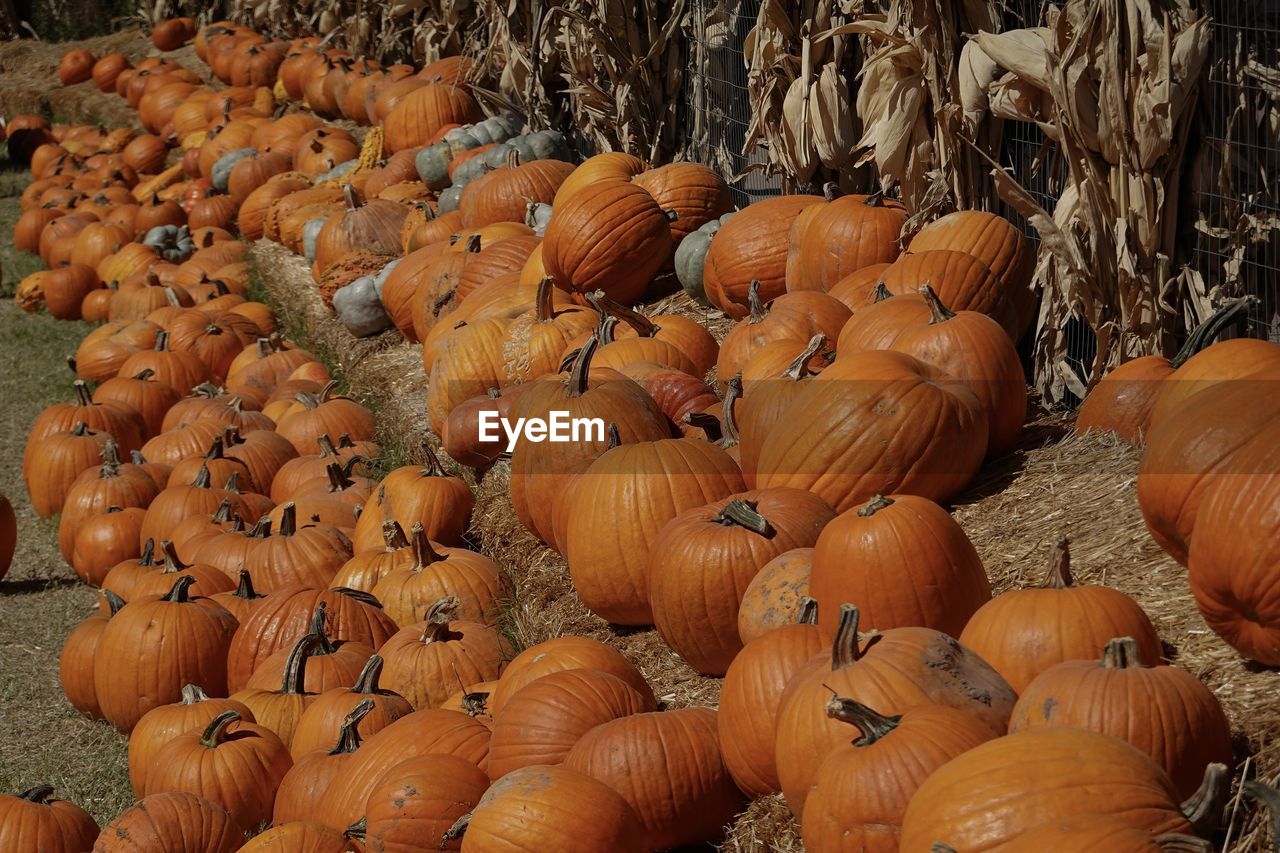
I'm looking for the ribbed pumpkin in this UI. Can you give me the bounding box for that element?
[898,729,1214,851]
[93,792,241,853]
[542,179,673,304]
[774,604,1017,819]
[59,49,96,85]
[45,265,103,321]
[649,488,836,675]
[631,161,733,247]
[141,709,293,833]
[127,683,255,796]
[0,785,98,853]
[92,53,132,93]
[59,590,124,719]
[958,537,1162,693]
[313,185,409,272]
[1184,429,1280,664]
[1146,337,1280,431]
[754,349,989,513]
[801,695,998,852]
[999,815,1213,853]
[879,249,1019,338]
[703,194,824,317]
[271,698,375,827]
[564,707,743,850]
[377,597,509,710]
[716,285,851,382]
[487,635,655,718]
[23,422,112,519]
[562,437,746,626]
[1010,637,1232,799]
[244,502,352,591]
[72,507,147,586]
[809,493,991,636]
[460,158,574,228]
[369,528,506,628]
[363,753,491,853]
[737,548,814,643]
[94,576,239,732]
[289,654,413,759]
[275,381,377,455]
[486,668,656,781]
[382,84,482,153]
[786,189,908,292]
[56,438,160,562]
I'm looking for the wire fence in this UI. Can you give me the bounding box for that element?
[681,0,1280,362]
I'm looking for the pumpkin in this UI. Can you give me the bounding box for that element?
[59,49,97,85]
[289,654,413,759]
[351,448,475,550]
[703,194,824,317]
[786,188,908,292]
[774,604,1017,819]
[56,438,160,561]
[753,349,989,512]
[879,249,1019,338]
[542,179,674,304]
[92,54,132,93]
[1186,438,1280,665]
[809,493,990,636]
[142,710,293,833]
[562,437,746,625]
[488,635,655,718]
[226,586,398,694]
[631,161,733,248]
[369,527,506,627]
[364,753,491,853]
[1011,636,1232,799]
[0,785,98,853]
[958,537,1162,693]
[127,683,255,797]
[275,381,377,455]
[45,264,102,321]
[553,152,647,206]
[313,184,409,272]
[736,548,814,644]
[495,277,600,387]
[1146,337,1280,431]
[70,507,147,587]
[648,489,835,674]
[92,368,182,439]
[272,698,375,826]
[93,792,241,853]
[140,464,249,547]
[718,599,827,798]
[460,158,575,228]
[1075,298,1256,444]
[23,422,112,519]
[383,84,483,153]
[716,285,851,382]
[378,597,509,710]
[59,591,125,719]
[235,821,358,852]
[898,729,1223,851]
[94,576,239,732]
[243,502,352,592]
[564,707,743,849]
[998,815,1213,853]
[25,380,145,475]
[315,709,493,828]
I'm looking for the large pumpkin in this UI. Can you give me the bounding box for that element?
[631,161,734,247]
[93,791,241,853]
[1010,637,1232,799]
[382,84,482,153]
[754,350,989,513]
[958,537,1162,693]
[363,753,490,852]
[703,194,824,318]
[809,493,990,636]
[879,249,1019,338]
[0,785,98,853]
[542,179,673,304]
[786,189,908,293]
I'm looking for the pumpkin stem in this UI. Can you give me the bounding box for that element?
[138,538,158,567]
[918,284,957,324]
[190,464,212,489]
[73,379,94,406]
[324,460,356,492]
[158,540,191,575]
[442,812,472,842]
[328,697,374,755]
[865,190,887,207]
[797,596,818,625]
[930,845,958,853]
[419,443,448,477]
[318,379,341,403]
[161,574,198,602]
[721,375,743,446]
[1152,836,1213,852]
[419,596,460,643]
[18,785,56,804]
[97,439,122,476]
[295,390,322,410]
[70,421,93,437]
[278,502,298,536]
[410,522,444,568]
[1181,763,1229,835]
[179,683,211,705]
[205,499,233,524]
[683,412,723,443]
[587,290,659,338]
[871,282,893,303]
[1242,781,1280,849]
[280,632,321,695]
[746,280,766,323]
[606,422,621,449]
[534,277,557,323]
[1171,296,1258,368]
[381,519,410,550]
[102,588,126,616]
[203,435,227,461]
[1100,636,1144,669]
[230,569,261,601]
[830,604,866,669]
[714,498,774,536]
[199,709,242,748]
[223,471,245,494]
[153,329,171,352]
[350,654,387,694]
[782,334,827,381]
[1041,536,1074,589]
[316,434,339,458]
[345,816,367,842]
[342,182,361,210]
[463,233,482,254]
[825,694,902,746]
[567,333,599,397]
[822,182,843,202]
[857,495,895,517]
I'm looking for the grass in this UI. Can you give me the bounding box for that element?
[0,178,133,823]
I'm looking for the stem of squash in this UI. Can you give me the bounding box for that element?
[351,655,386,694]
[419,596,460,643]
[1152,835,1213,852]
[98,440,121,476]
[587,290,660,338]
[279,632,320,695]
[411,522,444,568]
[190,464,212,489]
[231,569,261,601]
[1040,536,1074,588]
[797,596,818,625]
[714,498,774,536]
[381,518,409,550]
[721,376,742,446]
[782,334,827,381]
[102,588,126,616]
[278,502,297,536]
[69,420,92,437]
[567,334,600,397]
[1181,763,1229,835]
[316,434,339,458]
[162,574,198,603]
[857,495,895,517]
[158,540,190,574]
[442,813,472,842]
[179,683,210,705]
[683,412,722,443]
[420,443,449,477]
[325,460,355,493]
[137,538,158,567]
[746,280,766,324]
[1170,296,1258,368]
[1100,637,1142,669]
[328,697,375,755]
[824,694,902,746]
[18,785,55,803]
[918,284,956,324]
[73,379,93,406]
[830,604,866,669]
[199,709,242,748]
[606,423,621,449]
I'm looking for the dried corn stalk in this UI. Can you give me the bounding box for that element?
[963,0,1211,403]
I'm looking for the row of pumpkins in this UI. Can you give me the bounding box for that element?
[1,15,1277,853]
